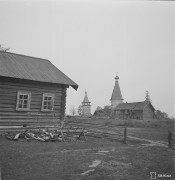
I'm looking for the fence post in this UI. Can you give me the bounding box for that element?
[123,127,127,144]
[168,131,172,149]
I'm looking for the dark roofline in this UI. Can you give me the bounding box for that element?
[115,101,155,111]
[0,75,78,90]
[0,75,80,91]
[0,51,50,62]
[144,101,155,111]
[125,101,142,104]
[0,51,78,90]
[120,101,144,105]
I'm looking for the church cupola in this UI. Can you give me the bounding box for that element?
[82,90,91,116]
[111,74,123,109]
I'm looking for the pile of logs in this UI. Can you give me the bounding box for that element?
[5,127,87,142]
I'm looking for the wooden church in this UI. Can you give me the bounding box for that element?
[110,75,155,120]
[81,90,91,116]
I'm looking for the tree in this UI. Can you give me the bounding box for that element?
[171,116,174,120]
[0,44,10,52]
[77,105,82,116]
[103,105,112,116]
[95,106,102,111]
[93,105,112,117]
[155,110,162,119]
[155,109,169,120]
[70,106,76,116]
[93,106,104,116]
[162,112,169,119]
[145,90,151,102]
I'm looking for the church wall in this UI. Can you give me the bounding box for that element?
[111,100,123,109]
[115,110,143,120]
[143,104,154,120]
[133,110,143,120]
[82,105,91,116]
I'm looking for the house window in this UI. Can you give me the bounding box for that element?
[41,93,54,111]
[16,91,31,111]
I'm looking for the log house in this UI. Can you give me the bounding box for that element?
[0,52,78,126]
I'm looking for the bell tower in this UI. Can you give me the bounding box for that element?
[111,74,123,109]
[82,90,91,116]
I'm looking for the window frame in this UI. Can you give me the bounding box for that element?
[41,93,55,112]
[16,91,31,111]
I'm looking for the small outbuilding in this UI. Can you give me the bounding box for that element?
[0,51,78,126]
[114,101,155,120]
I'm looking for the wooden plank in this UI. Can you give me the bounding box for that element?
[0,80,63,90]
[0,102,62,109]
[0,119,60,122]
[0,115,59,118]
[0,116,61,120]
[0,122,60,126]
[0,104,16,108]
[0,82,62,89]
[0,122,60,125]
[0,100,62,106]
[0,95,62,100]
[0,108,61,112]
[0,77,64,88]
[0,112,60,116]
[0,87,62,94]
[0,93,62,102]
[0,83,63,92]
[0,90,62,96]
[0,110,61,115]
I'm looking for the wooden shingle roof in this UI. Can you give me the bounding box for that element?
[0,51,78,90]
[111,75,123,100]
[116,101,155,111]
[82,91,90,103]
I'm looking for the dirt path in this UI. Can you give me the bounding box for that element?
[127,135,168,147]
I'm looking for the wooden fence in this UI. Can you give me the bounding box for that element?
[65,119,126,143]
[0,118,127,143]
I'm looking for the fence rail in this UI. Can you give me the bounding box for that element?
[0,119,127,143]
[66,120,126,142]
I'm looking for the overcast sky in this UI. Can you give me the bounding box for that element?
[0,0,174,117]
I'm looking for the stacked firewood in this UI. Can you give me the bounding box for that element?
[5,128,87,142]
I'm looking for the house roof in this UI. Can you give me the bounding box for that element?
[115,101,155,111]
[111,75,123,100]
[0,51,78,90]
[82,90,90,103]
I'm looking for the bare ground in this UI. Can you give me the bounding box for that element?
[0,118,174,180]
[0,128,174,180]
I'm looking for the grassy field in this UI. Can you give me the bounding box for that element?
[0,118,174,180]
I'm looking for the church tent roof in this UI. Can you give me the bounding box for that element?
[82,91,90,103]
[111,75,123,100]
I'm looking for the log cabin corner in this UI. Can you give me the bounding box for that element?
[0,51,78,126]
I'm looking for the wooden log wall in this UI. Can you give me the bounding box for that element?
[60,87,67,121]
[143,104,154,120]
[0,77,67,126]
